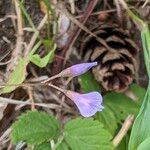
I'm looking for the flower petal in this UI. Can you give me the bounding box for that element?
[66,91,104,117]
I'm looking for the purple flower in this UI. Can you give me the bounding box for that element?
[65,90,104,117]
[61,62,98,77]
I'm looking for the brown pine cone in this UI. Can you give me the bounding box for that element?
[81,24,139,92]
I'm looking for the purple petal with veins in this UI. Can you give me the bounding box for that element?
[65,90,104,117]
[61,62,98,77]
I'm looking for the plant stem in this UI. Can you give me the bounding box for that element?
[48,83,66,93]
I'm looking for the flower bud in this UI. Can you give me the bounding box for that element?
[61,62,98,77]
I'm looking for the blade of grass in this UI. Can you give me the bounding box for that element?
[17,0,38,36]
[126,8,150,150]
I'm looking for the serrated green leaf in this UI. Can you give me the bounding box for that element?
[64,118,113,150]
[11,111,59,145]
[78,71,101,92]
[29,44,56,68]
[1,57,29,94]
[34,142,51,150]
[137,137,150,150]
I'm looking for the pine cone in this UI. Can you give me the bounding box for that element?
[81,24,139,92]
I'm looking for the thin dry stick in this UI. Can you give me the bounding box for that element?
[6,0,24,73]
[114,0,122,23]
[0,96,60,109]
[125,89,138,102]
[69,0,75,14]
[0,15,17,22]
[118,0,128,10]
[75,7,134,19]
[142,0,150,8]
[54,2,110,50]
[0,128,11,143]
[24,15,47,57]
[27,87,35,110]
[113,115,134,147]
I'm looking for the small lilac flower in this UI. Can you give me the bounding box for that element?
[65,90,104,117]
[61,62,98,77]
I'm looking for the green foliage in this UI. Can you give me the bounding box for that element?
[56,140,69,150]
[42,0,54,14]
[18,0,38,35]
[79,71,101,92]
[34,142,51,150]
[137,137,150,150]
[129,84,146,103]
[96,92,139,135]
[1,57,29,93]
[1,40,56,93]
[96,105,117,135]
[116,134,129,150]
[63,118,113,150]
[79,70,142,136]
[11,112,114,150]
[1,41,42,94]
[11,111,59,145]
[29,43,56,68]
[128,11,150,150]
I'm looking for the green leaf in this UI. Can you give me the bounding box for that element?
[78,70,140,136]
[129,84,146,103]
[116,134,129,150]
[29,44,56,68]
[137,137,150,150]
[105,92,139,120]
[64,118,113,150]
[1,57,29,93]
[56,140,69,150]
[11,111,59,145]
[96,92,139,135]
[95,105,118,135]
[1,41,42,94]
[128,16,150,150]
[34,142,51,150]
[78,71,101,92]
[128,89,150,150]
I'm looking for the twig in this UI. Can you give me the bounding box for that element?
[118,0,128,10]
[142,0,150,8]
[0,15,17,23]
[0,96,61,109]
[112,115,134,147]
[69,0,75,14]
[0,128,11,143]
[114,0,123,23]
[27,87,35,110]
[125,89,138,101]
[6,0,24,74]
[52,0,99,73]
[24,15,47,57]
[75,7,134,19]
